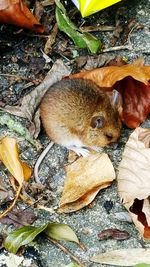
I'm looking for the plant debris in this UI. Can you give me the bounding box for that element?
[118,127,150,240]
[91,248,150,266]
[0,137,32,218]
[0,209,37,228]
[98,228,130,240]
[58,152,115,213]
[0,0,44,32]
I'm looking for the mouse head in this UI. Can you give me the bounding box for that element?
[82,90,121,147]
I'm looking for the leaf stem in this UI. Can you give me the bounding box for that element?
[47,237,86,267]
[0,184,22,219]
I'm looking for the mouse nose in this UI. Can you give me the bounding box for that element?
[105,133,113,141]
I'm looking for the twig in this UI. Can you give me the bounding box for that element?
[80,25,115,32]
[0,184,22,219]
[0,73,34,82]
[102,44,132,53]
[47,237,86,267]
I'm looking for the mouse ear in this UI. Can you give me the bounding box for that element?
[90,116,105,129]
[110,90,121,109]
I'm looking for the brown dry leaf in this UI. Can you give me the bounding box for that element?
[44,23,58,54]
[0,209,37,228]
[58,152,115,213]
[41,0,55,7]
[1,59,71,137]
[118,127,150,240]
[70,63,150,128]
[76,54,115,71]
[34,0,44,23]
[91,248,150,266]
[0,0,44,32]
[0,136,32,218]
[70,64,150,88]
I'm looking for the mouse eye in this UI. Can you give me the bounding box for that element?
[90,116,105,129]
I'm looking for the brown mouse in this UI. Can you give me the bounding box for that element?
[40,78,121,156]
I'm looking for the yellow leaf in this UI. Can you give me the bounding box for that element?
[0,136,32,219]
[58,152,115,213]
[0,137,24,185]
[20,161,32,181]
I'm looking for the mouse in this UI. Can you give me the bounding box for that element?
[40,78,121,156]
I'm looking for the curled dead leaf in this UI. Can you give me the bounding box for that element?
[0,0,44,32]
[58,152,115,213]
[70,64,150,87]
[69,63,150,128]
[118,127,150,239]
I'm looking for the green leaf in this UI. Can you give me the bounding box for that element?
[44,223,79,244]
[4,224,48,254]
[3,222,79,254]
[55,1,101,54]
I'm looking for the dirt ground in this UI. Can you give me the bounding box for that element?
[0,0,150,266]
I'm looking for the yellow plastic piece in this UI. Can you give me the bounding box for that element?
[78,0,122,17]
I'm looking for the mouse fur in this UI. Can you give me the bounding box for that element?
[40,78,121,156]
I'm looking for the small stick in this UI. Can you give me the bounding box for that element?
[0,73,34,82]
[80,25,115,32]
[48,237,86,267]
[0,184,22,219]
[102,44,132,53]
[34,141,54,183]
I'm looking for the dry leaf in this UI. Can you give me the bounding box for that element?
[70,63,150,128]
[58,152,115,213]
[0,0,44,32]
[75,54,115,71]
[91,248,150,266]
[70,64,150,87]
[118,127,150,239]
[0,137,32,184]
[1,59,71,137]
[0,209,37,227]
[44,23,58,54]
[0,137,24,185]
[97,228,129,240]
[0,137,32,218]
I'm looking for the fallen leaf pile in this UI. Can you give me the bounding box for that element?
[0,0,44,32]
[118,127,150,239]
[0,136,32,218]
[58,152,115,213]
[70,63,150,128]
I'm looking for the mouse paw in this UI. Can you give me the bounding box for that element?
[68,146,90,157]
